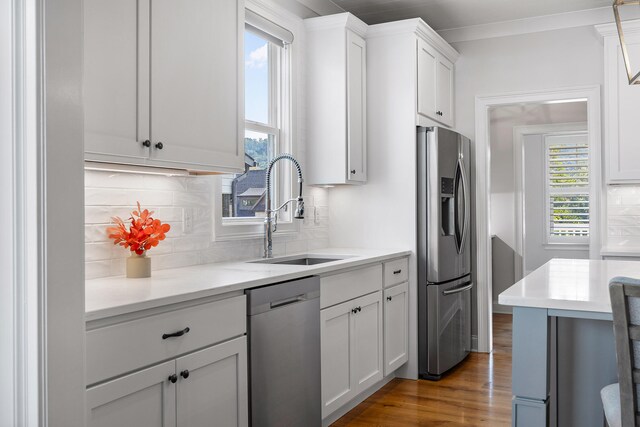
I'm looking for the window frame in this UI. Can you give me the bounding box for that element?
[543,133,590,246]
[213,6,298,241]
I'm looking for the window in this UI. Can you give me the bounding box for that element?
[214,10,295,240]
[544,134,590,244]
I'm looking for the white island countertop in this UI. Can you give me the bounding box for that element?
[498,258,640,313]
[85,247,411,322]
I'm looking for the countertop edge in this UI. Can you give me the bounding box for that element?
[498,295,612,313]
[85,249,412,322]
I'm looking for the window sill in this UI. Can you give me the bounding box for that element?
[542,242,590,251]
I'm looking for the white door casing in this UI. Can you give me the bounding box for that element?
[474,86,602,353]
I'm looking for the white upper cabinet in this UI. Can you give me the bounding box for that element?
[597,22,640,183]
[417,38,454,127]
[84,0,245,173]
[305,13,368,185]
[347,30,367,183]
[84,0,149,162]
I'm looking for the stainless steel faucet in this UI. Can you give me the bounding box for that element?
[264,154,304,258]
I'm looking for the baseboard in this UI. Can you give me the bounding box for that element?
[321,373,397,427]
[493,302,513,314]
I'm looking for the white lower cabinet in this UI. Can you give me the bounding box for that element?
[87,336,248,427]
[87,360,176,427]
[86,294,248,427]
[321,291,383,419]
[384,282,409,376]
[176,337,248,427]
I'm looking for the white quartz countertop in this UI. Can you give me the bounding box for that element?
[498,258,640,313]
[85,247,411,321]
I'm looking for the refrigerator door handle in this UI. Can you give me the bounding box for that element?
[456,157,470,254]
[442,281,474,295]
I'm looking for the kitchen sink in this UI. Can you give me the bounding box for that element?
[249,255,351,266]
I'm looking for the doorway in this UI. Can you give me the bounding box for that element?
[474,87,602,352]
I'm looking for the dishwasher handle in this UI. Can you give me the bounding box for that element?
[246,276,321,316]
[270,294,306,309]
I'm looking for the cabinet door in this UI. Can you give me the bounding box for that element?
[86,360,176,427]
[83,0,150,162]
[176,336,248,427]
[417,39,437,120]
[149,0,244,173]
[321,299,357,419]
[436,58,454,127]
[606,36,640,182]
[352,291,383,391]
[346,30,367,183]
[383,282,409,376]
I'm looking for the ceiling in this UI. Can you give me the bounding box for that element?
[326,0,612,30]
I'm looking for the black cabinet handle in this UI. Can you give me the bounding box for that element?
[393,269,402,275]
[168,374,177,384]
[387,296,393,301]
[436,111,443,116]
[142,140,151,147]
[155,142,164,150]
[180,370,190,379]
[357,306,362,312]
[162,327,190,340]
[352,308,358,314]
[350,169,356,174]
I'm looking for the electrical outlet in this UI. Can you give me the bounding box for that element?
[183,208,193,234]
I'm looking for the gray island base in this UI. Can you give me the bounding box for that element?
[500,259,640,427]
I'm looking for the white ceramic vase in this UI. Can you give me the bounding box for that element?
[126,252,151,278]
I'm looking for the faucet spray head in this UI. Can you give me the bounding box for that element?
[294,197,305,219]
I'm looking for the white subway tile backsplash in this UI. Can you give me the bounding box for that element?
[85,169,330,279]
[607,185,640,249]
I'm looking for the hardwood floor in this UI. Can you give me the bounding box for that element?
[332,314,513,426]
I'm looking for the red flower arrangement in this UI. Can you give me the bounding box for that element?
[107,202,171,255]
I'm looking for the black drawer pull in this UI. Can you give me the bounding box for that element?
[393,269,402,275]
[180,369,190,379]
[387,296,393,301]
[162,327,190,340]
[168,374,177,384]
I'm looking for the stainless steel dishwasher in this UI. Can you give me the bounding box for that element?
[246,276,321,427]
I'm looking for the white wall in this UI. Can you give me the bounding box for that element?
[453,26,604,140]
[84,171,330,278]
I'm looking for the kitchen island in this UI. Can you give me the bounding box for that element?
[499,258,640,427]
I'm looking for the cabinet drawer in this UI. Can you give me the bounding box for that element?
[87,295,246,385]
[384,258,408,287]
[321,264,382,309]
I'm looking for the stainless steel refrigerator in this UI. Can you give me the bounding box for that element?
[417,126,472,380]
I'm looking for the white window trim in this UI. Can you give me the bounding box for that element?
[543,133,590,246]
[213,1,301,241]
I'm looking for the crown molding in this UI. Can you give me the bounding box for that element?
[304,12,367,37]
[596,18,640,37]
[439,7,618,43]
[367,18,460,63]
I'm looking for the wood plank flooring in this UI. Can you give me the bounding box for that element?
[332,314,513,426]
